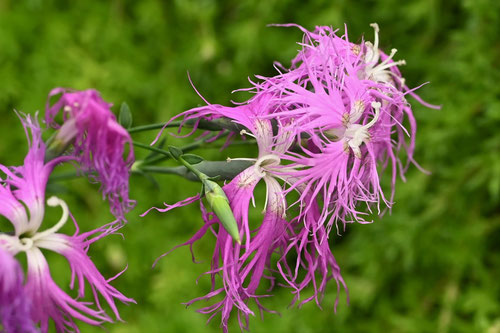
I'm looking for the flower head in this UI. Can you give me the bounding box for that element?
[148,92,347,331]
[0,114,133,332]
[45,88,135,221]
[148,23,438,331]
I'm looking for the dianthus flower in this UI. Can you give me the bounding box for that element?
[149,23,438,331]
[148,92,346,332]
[252,23,439,232]
[0,114,133,332]
[45,88,135,221]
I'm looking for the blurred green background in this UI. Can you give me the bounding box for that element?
[1,0,499,332]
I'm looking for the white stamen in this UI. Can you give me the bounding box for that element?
[375,59,406,72]
[363,102,381,129]
[32,196,69,241]
[364,23,380,64]
[370,23,379,50]
[240,129,256,139]
[381,48,398,65]
[63,105,72,112]
[343,102,381,158]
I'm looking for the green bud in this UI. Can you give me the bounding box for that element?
[44,138,69,163]
[119,102,133,129]
[204,179,241,244]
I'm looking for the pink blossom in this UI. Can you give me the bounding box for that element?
[150,23,439,331]
[46,88,135,221]
[0,114,133,332]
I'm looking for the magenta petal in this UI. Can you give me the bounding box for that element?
[25,247,111,332]
[35,232,135,323]
[0,247,37,333]
[46,88,135,221]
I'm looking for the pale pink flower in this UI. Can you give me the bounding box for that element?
[0,114,133,332]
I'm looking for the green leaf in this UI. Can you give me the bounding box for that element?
[119,102,133,129]
[167,146,183,160]
[182,154,204,165]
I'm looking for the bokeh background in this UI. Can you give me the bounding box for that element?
[1,0,499,332]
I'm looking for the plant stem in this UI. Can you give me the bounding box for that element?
[128,121,182,134]
[139,160,254,181]
[144,131,229,165]
[132,141,172,158]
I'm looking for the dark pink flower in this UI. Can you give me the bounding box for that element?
[148,92,347,331]
[46,88,135,221]
[149,23,438,331]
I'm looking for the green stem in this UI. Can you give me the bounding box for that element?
[144,131,228,165]
[128,121,182,134]
[132,141,172,158]
[139,160,254,181]
[178,156,205,179]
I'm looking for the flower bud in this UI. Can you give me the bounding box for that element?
[203,179,241,245]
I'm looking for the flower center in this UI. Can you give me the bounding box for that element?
[343,101,381,158]
[0,196,70,255]
[254,154,281,177]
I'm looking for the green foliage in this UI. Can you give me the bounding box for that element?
[119,102,133,129]
[0,0,499,332]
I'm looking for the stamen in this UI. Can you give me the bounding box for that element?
[343,101,381,158]
[362,102,381,129]
[380,48,398,66]
[32,196,70,241]
[370,23,380,50]
[364,23,381,64]
[240,129,256,139]
[376,59,406,72]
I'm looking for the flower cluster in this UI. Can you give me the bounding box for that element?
[0,22,438,333]
[152,24,438,331]
[1,88,135,332]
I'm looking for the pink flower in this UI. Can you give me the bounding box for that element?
[149,23,439,331]
[45,88,135,221]
[149,93,347,332]
[255,23,439,230]
[0,114,133,332]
